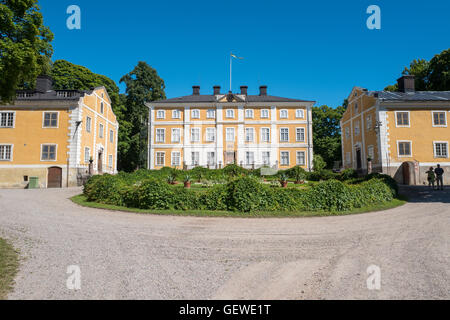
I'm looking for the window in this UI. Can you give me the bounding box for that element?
[191,128,200,142]
[43,112,58,128]
[280,110,288,119]
[354,122,360,136]
[191,152,200,166]
[156,128,165,143]
[261,109,269,119]
[261,128,270,142]
[226,128,235,142]
[296,151,306,166]
[226,109,235,118]
[366,115,372,130]
[398,141,412,157]
[86,116,92,133]
[207,109,215,119]
[192,109,200,119]
[245,152,254,165]
[207,152,216,166]
[171,128,181,143]
[345,127,350,139]
[172,110,181,119]
[172,152,181,166]
[281,151,289,166]
[280,128,289,142]
[156,152,165,166]
[100,102,104,114]
[84,147,90,163]
[110,130,114,143]
[296,128,305,142]
[245,109,254,119]
[346,152,351,165]
[262,152,270,165]
[433,111,447,126]
[434,142,448,158]
[245,128,254,142]
[368,145,374,160]
[206,128,215,142]
[296,109,304,118]
[41,144,56,161]
[156,110,165,119]
[0,112,14,128]
[396,112,410,127]
[108,155,113,169]
[99,124,104,138]
[355,103,358,113]
[0,145,12,161]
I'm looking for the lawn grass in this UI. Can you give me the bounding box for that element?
[71,194,406,218]
[0,238,19,300]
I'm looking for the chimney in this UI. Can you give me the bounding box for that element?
[192,86,200,95]
[213,86,221,95]
[259,85,268,96]
[36,75,53,93]
[240,86,248,95]
[397,75,415,93]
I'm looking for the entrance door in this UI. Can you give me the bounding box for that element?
[47,167,62,188]
[356,148,362,170]
[98,152,103,174]
[402,162,411,185]
[225,152,236,165]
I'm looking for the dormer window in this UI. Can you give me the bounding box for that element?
[355,104,358,113]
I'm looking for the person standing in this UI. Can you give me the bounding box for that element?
[434,164,444,190]
[426,167,436,190]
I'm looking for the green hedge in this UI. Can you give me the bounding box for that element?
[83,173,398,213]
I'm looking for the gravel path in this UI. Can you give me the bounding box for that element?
[0,186,448,300]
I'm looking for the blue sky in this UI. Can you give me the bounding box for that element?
[40,0,449,107]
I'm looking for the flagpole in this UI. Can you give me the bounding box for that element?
[229,53,232,92]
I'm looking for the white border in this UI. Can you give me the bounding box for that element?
[395,111,410,128]
[432,111,447,127]
[40,143,58,162]
[397,140,412,158]
[0,111,16,128]
[433,141,449,158]
[42,111,59,129]
[0,144,13,161]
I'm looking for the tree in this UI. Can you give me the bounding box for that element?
[312,105,345,169]
[120,62,166,171]
[385,48,449,91]
[0,0,54,103]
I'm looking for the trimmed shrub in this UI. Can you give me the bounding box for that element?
[304,179,354,212]
[135,179,173,209]
[83,174,127,206]
[223,164,247,178]
[172,187,200,210]
[226,176,269,212]
[202,184,228,211]
[338,169,358,181]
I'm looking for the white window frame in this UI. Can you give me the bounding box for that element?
[156,110,165,119]
[395,111,410,128]
[155,128,165,143]
[156,152,165,166]
[172,109,181,119]
[261,127,271,142]
[206,109,216,119]
[108,155,113,169]
[296,151,306,166]
[100,102,104,114]
[86,116,92,133]
[99,123,104,138]
[191,152,200,166]
[433,141,449,158]
[346,152,351,165]
[206,127,216,142]
[432,111,447,127]
[110,130,114,143]
[0,111,15,128]
[191,127,200,142]
[42,111,59,128]
[296,127,305,142]
[226,128,235,142]
[397,140,412,158]
[280,151,290,166]
[261,109,269,119]
[368,145,374,160]
[84,147,90,163]
[366,115,372,130]
[354,121,360,136]
[226,109,235,119]
[296,109,304,119]
[171,152,181,166]
[245,127,254,142]
[345,127,350,139]
[245,109,254,119]
[191,109,200,119]
[262,152,270,165]
[280,128,289,142]
[245,151,255,165]
[280,109,288,119]
[207,152,216,166]
[0,144,13,161]
[40,144,58,162]
[171,128,181,143]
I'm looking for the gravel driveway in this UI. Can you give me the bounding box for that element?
[0,186,448,300]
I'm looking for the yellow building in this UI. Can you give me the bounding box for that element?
[146,85,315,170]
[0,76,119,188]
[341,75,450,185]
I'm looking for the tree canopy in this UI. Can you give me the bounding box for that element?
[0,0,54,103]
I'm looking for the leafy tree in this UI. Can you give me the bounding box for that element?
[120,62,166,171]
[385,48,449,91]
[0,0,54,103]
[312,105,345,169]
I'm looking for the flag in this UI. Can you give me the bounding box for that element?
[231,53,244,60]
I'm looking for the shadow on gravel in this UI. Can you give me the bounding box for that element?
[399,185,450,204]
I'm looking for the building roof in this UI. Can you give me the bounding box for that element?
[150,93,315,104]
[369,90,450,102]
